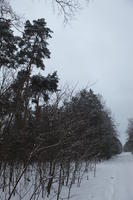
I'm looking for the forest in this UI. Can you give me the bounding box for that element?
[0,0,128,200]
[124,119,133,152]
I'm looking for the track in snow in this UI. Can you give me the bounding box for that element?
[69,152,133,200]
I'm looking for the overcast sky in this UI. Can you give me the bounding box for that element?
[11,0,133,143]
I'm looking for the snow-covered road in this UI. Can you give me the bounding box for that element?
[70,152,133,200]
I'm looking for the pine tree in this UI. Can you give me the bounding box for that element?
[0,19,18,69]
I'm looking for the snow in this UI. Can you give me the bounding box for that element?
[1,152,133,200]
[67,152,133,200]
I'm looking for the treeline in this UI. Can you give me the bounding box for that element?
[124,119,133,152]
[0,12,122,163]
[0,6,122,199]
[0,87,122,162]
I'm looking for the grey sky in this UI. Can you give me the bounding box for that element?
[11,0,133,144]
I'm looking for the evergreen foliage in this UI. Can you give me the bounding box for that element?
[0,12,122,199]
[124,119,133,152]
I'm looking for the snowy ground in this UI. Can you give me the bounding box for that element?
[67,152,133,200]
[1,152,133,200]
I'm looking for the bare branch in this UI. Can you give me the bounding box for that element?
[0,0,21,26]
[51,0,81,23]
